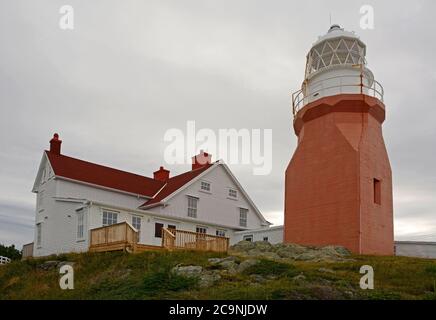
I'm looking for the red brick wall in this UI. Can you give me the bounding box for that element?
[284,94,394,255]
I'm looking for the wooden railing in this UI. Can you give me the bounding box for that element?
[162,228,229,253]
[89,222,138,252]
[21,243,34,260]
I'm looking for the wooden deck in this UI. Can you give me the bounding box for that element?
[88,223,229,254]
[162,227,229,252]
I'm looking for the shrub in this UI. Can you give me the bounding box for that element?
[243,260,298,278]
[143,269,198,294]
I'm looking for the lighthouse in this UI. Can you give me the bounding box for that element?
[284,25,394,255]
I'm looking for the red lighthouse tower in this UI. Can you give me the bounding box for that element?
[284,25,394,255]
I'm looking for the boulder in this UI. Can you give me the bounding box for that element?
[249,274,267,284]
[253,241,273,252]
[237,259,260,273]
[230,241,256,253]
[219,260,238,273]
[275,243,307,259]
[37,261,60,271]
[207,258,223,265]
[171,265,203,278]
[230,241,352,263]
[292,274,306,284]
[199,271,221,288]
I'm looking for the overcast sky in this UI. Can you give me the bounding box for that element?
[1,0,435,248]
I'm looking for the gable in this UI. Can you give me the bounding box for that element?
[32,153,50,193]
[148,163,270,227]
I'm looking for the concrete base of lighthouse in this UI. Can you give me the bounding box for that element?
[284,94,394,255]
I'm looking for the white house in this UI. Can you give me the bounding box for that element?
[30,134,279,257]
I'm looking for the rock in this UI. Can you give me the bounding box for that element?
[249,274,267,284]
[199,271,221,288]
[231,241,352,263]
[222,256,240,263]
[219,260,238,272]
[276,243,307,259]
[207,258,223,265]
[333,246,351,256]
[295,252,321,261]
[318,268,336,274]
[292,274,306,284]
[237,259,260,273]
[258,252,281,260]
[253,241,273,252]
[171,265,203,278]
[230,241,256,253]
[38,261,59,271]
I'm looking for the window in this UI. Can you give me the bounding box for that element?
[132,216,141,241]
[243,235,253,242]
[374,179,381,205]
[216,229,226,237]
[228,189,237,198]
[263,237,269,242]
[155,223,164,238]
[187,196,198,218]
[38,190,45,210]
[200,181,211,192]
[36,223,42,246]
[168,225,176,232]
[196,227,207,234]
[102,211,118,226]
[196,226,207,240]
[77,209,84,240]
[239,208,248,227]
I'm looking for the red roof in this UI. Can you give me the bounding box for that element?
[45,151,165,197]
[141,162,215,207]
[45,151,215,205]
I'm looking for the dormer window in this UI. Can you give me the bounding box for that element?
[229,189,237,199]
[200,181,211,192]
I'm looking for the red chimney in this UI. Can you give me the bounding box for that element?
[192,150,212,170]
[153,166,170,182]
[49,133,62,155]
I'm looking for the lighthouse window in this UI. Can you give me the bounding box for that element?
[373,179,381,205]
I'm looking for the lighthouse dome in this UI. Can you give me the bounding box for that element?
[292,25,384,115]
[305,25,367,79]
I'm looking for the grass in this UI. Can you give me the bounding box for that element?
[1,250,436,300]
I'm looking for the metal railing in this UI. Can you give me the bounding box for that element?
[0,256,11,265]
[292,74,384,117]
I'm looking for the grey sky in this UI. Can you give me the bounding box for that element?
[1,0,435,248]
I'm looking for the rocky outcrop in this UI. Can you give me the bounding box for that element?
[230,241,352,262]
[37,260,75,271]
[171,265,222,288]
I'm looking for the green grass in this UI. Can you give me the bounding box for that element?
[1,250,436,300]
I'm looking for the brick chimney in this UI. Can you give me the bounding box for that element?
[153,166,170,182]
[192,150,212,170]
[49,133,62,155]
